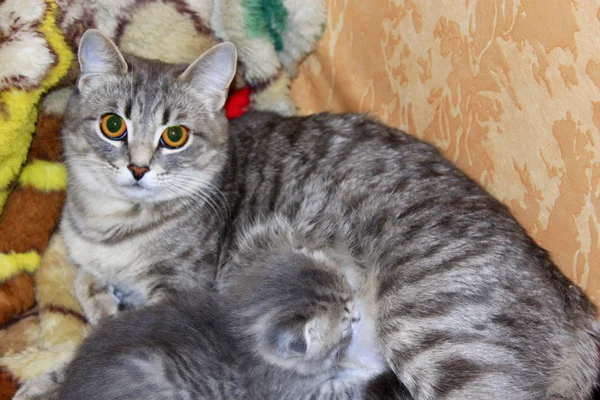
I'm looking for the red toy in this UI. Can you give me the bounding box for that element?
[225,87,252,119]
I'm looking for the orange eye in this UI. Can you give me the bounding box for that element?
[100,114,127,140]
[160,126,189,149]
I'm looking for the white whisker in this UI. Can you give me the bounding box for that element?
[165,180,226,224]
[169,175,229,221]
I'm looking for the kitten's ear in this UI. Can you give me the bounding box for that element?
[178,42,237,112]
[304,316,325,354]
[77,29,127,91]
[266,325,307,359]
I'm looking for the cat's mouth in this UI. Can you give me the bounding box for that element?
[122,181,148,191]
[118,180,156,199]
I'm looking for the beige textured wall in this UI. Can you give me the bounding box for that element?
[291,0,600,305]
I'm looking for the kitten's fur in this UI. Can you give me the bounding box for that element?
[59,292,243,400]
[20,29,600,399]
[221,220,360,378]
[58,226,380,400]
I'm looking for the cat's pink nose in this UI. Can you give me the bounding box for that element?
[127,164,150,181]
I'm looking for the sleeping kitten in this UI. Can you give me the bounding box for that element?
[224,245,366,399]
[218,214,389,388]
[58,291,242,400]
[58,239,387,400]
[218,215,374,397]
[19,29,600,399]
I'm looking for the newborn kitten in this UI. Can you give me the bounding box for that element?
[218,214,388,391]
[230,249,362,398]
[219,216,366,397]
[58,292,242,400]
[58,242,378,400]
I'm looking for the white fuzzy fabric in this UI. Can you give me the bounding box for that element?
[0,0,55,91]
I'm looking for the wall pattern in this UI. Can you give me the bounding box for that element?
[291,0,600,306]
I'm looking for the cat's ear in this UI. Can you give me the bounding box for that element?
[266,325,307,359]
[77,29,127,91]
[304,316,325,354]
[178,42,237,112]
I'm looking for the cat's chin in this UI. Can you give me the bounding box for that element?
[117,184,160,203]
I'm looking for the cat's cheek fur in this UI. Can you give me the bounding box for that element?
[68,160,121,199]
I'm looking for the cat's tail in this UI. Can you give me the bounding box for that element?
[363,370,414,400]
[548,314,600,400]
[593,376,600,400]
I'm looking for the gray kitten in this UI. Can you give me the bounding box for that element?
[23,28,600,399]
[58,230,390,400]
[219,216,372,398]
[58,292,242,400]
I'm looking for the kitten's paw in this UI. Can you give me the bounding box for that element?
[13,369,62,400]
[343,301,361,338]
[350,301,361,328]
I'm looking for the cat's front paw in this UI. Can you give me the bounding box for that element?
[82,286,121,325]
[75,269,121,325]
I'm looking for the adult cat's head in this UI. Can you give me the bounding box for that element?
[62,29,237,203]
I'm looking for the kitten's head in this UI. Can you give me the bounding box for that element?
[264,297,358,376]
[62,29,237,203]
[233,251,360,376]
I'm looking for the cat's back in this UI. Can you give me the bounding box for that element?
[227,112,596,308]
[228,111,487,207]
[59,292,243,400]
[229,111,432,161]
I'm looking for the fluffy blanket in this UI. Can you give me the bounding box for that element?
[0,0,326,397]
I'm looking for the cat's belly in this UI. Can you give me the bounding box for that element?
[339,296,387,379]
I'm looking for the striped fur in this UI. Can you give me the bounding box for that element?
[53,35,600,399]
[222,111,600,399]
[61,31,235,324]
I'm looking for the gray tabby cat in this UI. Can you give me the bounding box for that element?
[58,221,393,399]
[18,28,600,399]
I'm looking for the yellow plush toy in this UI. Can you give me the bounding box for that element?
[0,0,72,276]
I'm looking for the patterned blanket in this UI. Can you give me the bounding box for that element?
[0,0,326,397]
